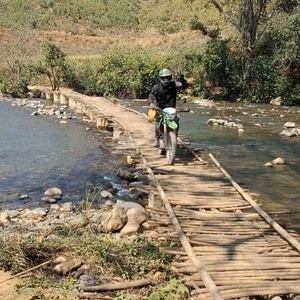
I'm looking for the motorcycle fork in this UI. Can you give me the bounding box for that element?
[163,123,170,149]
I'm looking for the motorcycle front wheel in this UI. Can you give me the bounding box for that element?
[166,131,177,165]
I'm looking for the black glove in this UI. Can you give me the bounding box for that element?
[179,74,188,89]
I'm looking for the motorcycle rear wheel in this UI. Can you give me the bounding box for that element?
[166,131,177,165]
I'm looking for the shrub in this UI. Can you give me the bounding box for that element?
[0,77,28,98]
[244,57,277,103]
[65,50,174,98]
[190,15,208,34]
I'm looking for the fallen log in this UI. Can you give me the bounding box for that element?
[81,278,153,292]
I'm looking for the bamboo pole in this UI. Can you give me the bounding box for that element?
[81,279,152,292]
[209,153,300,254]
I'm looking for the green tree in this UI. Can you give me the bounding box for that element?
[39,41,67,91]
[209,0,299,98]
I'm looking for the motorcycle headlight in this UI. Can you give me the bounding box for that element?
[166,113,176,120]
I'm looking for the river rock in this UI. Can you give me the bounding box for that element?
[271,157,285,165]
[238,128,245,134]
[41,196,57,203]
[264,157,286,167]
[105,200,115,206]
[100,190,113,199]
[54,256,67,264]
[280,129,298,137]
[117,167,136,182]
[53,258,84,275]
[50,204,60,211]
[270,96,282,106]
[284,122,296,128]
[32,208,47,216]
[104,206,127,232]
[44,187,62,197]
[0,211,10,223]
[8,210,19,218]
[61,202,74,212]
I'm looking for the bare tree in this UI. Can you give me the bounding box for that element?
[210,0,282,62]
[0,26,37,79]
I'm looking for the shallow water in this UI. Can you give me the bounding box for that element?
[127,100,300,233]
[1,97,300,233]
[0,99,123,210]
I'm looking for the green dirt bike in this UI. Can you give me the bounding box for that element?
[149,105,179,165]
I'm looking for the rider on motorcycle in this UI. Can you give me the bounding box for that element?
[147,69,187,147]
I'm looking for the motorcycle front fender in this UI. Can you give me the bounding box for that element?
[166,120,178,130]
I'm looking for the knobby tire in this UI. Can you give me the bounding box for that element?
[166,131,177,165]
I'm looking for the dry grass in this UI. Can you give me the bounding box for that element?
[0,27,211,60]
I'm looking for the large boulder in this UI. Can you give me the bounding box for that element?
[104,206,127,232]
[127,208,147,225]
[115,200,144,212]
[120,222,140,235]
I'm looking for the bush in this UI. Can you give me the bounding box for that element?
[0,77,28,98]
[64,50,175,98]
[244,57,277,103]
[190,16,208,34]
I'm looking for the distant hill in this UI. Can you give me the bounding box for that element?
[0,0,229,57]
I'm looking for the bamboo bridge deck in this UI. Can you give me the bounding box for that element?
[37,88,300,300]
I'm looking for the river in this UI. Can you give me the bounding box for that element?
[127,99,300,234]
[1,97,300,234]
[0,98,124,210]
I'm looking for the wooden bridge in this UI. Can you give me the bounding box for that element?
[37,88,300,300]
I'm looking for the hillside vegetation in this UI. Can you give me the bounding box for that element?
[0,0,299,104]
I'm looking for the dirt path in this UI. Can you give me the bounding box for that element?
[0,271,21,300]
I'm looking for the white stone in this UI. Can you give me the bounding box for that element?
[271,157,285,165]
[264,162,273,167]
[45,187,62,196]
[41,196,57,203]
[284,122,296,128]
[100,190,113,199]
[238,128,245,134]
[270,96,282,106]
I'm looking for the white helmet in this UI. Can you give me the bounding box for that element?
[159,69,172,86]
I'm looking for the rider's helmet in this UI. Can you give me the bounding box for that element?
[159,69,172,86]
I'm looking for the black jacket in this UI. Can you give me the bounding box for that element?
[148,80,182,109]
